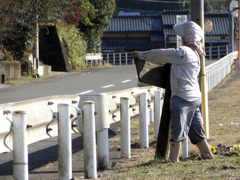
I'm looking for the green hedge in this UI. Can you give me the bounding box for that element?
[57,22,87,70]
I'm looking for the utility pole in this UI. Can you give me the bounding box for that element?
[229,0,235,52]
[36,17,39,77]
[190,0,209,139]
[229,0,240,69]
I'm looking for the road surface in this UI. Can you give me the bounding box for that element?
[0,65,138,103]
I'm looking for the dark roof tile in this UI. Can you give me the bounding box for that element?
[102,37,152,51]
[105,15,162,32]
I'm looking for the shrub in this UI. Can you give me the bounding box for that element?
[57,22,87,69]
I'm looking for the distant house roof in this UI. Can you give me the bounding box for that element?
[162,10,190,25]
[161,11,230,36]
[105,15,162,32]
[162,10,190,36]
[102,37,152,51]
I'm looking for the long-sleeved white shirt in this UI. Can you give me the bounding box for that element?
[138,46,201,101]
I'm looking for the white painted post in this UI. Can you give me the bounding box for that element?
[78,93,110,132]
[139,92,149,148]
[107,53,109,64]
[12,111,28,180]
[125,52,128,64]
[120,97,131,158]
[79,93,110,170]
[119,53,122,65]
[97,129,109,169]
[58,103,72,180]
[113,53,115,65]
[82,101,97,179]
[218,46,220,59]
[209,46,212,60]
[149,103,154,124]
[182,138,188,159]
[154,89,163,137]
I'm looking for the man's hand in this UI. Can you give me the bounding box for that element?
[131,51,138,62]
[132,51,138,59]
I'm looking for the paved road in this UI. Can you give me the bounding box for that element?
[0,65,138,103]
[0,60,217,104]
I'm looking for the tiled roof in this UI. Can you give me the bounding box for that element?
[162,11,189,36]
[105,15,162,32]
[162,10,189,25]
[162,12,230,36]
[101,37,152,51]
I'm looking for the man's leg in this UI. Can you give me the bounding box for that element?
[169,141,181,162]
[189,108,214,159]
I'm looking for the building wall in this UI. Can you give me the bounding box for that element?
[0,61,21,82]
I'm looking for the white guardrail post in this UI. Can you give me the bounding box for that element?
[97,129,109,169]
[12,111,28,180]
[82,101,97,179]
[139,92,149,148]
[182,139,188,159]
[58,103,72,180]
[148,90,154,124]
[79,93,110,170]
[120,97,131,158]
[154,89,163,137]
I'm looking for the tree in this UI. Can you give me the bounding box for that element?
[0,0,71,61]
[0,1,36,60]
[204,0,230,13]
[77,0,116,52]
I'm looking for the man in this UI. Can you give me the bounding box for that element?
[133,21,214,162]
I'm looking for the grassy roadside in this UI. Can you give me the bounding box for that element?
[99,68,240,180]
[5,63,113,86]
[6,75,44,85]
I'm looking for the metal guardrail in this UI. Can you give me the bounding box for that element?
[102,52,133,65]
[102,45,236,66]
[0,86,160,179]
[205,51,238,92]
[0,95,80,153]
[0,86,159,154]
[85,53,103,67]
[205,45,233,60]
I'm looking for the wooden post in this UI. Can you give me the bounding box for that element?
[155,84,171,159]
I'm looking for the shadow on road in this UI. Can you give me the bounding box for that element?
[0,129,117,175]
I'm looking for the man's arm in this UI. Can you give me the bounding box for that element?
[134,48,187,65]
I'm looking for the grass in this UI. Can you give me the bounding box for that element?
[100,68,240,180]
[5,62,113,85]
[6,75,44,85]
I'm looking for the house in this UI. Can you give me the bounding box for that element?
[102,15,163,52]
[102,11,235,60]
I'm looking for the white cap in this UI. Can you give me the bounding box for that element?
[173,21,204,43]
